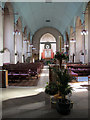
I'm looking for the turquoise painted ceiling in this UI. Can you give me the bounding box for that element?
[11,2,86,35]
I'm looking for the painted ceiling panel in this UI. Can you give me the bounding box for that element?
[11,2,85,35]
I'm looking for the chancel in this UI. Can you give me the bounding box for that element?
[0,0,90,119]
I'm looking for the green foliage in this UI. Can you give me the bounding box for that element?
[45,82,58,95]
[55,52,69,61]
[53,68,73,99]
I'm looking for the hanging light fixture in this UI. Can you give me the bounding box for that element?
[29,44,33,47]
[70,39,76,43]
[81,29,88,35]
[64,44,69,47]
[32,47,36,50]
[13,30,20,35]
[24,39,29,43]
[61,48,64,50]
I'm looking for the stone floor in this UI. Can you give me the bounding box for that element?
[1,66,90,119]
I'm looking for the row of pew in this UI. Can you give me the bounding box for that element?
[67,63,90,76]
[2,62,44,82]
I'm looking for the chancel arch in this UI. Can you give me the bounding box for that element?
[32,27,63,60]
[39,33,56,60]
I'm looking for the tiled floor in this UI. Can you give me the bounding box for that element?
[1,65,89,119]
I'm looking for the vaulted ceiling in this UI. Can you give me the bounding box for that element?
[11,1,87,35]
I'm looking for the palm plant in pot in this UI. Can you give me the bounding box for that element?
[55,51,69,69]
[53,68,73,115]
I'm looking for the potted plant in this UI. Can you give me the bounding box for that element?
[45,81,58,106]
[53,68,73,115]
[45,82,58,95]
[55,52,69,69]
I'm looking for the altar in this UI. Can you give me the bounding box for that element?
[41,49,54,59]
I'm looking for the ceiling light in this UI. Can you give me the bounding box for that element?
[46,20,50,22]
[45,0,52,3]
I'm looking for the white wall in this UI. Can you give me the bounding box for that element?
[0,6,3,66]
[88,6,90,63]
[3,3,15,64]
[15,30,23,63]
[23,36,28,60]
[75,19,83,63]
[3,49,10,63]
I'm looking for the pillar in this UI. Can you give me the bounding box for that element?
[0,5,3,66]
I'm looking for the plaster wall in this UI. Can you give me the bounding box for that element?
[15,31,23,63]
[0,6,3,66]
[88,6,90,63]
[75,18,83,63]
[85,7,88,63]
[23,36,28,60]
[3,4,15,64]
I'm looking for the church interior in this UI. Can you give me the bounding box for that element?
[0,0,90,119]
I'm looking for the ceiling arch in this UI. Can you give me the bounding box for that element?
[10,2,87,35]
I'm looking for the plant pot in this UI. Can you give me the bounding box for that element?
[50,96,57,109]
[56,98,73,115]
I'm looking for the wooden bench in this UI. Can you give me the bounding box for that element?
[3,62,44,82]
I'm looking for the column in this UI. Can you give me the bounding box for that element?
[0,5,3,66]
[88,6,90,63]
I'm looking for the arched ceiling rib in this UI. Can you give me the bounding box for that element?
[10,2,87,35]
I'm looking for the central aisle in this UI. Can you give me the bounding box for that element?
[37,65,49,88]
[2,65,49,101]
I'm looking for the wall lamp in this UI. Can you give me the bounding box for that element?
[70,39,76,43]
[81,29,88,35]
[24,39,29,43]
[29,44,33,47]
[64,45,69,47]
[13,30,20,35]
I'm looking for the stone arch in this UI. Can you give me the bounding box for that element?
[69,26,76,62]
[23,26,28,61]
[23,26,27,36]
[75,16,83,63]
[84,2,90,63]
[15,17,23,63]
[3,2,15,64]
[32,27,63,57]
[65,31,69,54]
[39,33,56,60]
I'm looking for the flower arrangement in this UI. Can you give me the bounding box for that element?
[54,52,69,69]
[55,52,69,60]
